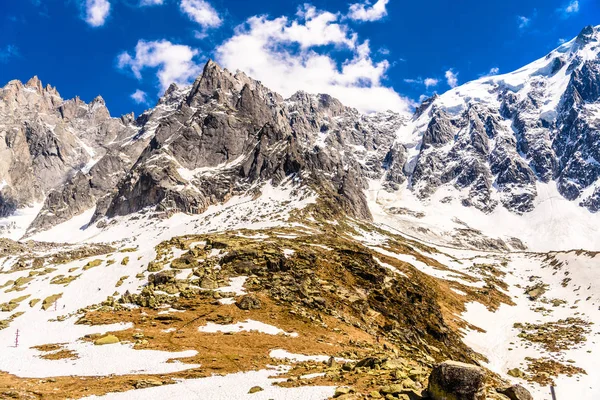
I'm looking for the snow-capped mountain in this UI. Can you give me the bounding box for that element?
[3,27,600,246]
[392,25,600,215]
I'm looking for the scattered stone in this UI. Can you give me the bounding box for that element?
[380,384,404,395]
[524,284,547,301]
[148,270,176,286]
[200,277,218,289]
[334,387,354,397]
[147,262,164,273]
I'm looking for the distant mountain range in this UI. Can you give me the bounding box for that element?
[1,25,600,245]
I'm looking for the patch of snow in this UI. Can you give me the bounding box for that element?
[83,367,336,400]
[199,320,298,337]
[269,349,351,363]
[214,276,247,296]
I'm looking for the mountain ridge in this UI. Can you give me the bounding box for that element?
[1,26,600,250]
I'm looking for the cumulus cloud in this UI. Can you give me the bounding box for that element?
[445,69,458,88]
[84,0,111,27]
[423,78,438,88]
[179,0,222,29]
[566,0,579,12]
[117,40,202,92]
[215,5,412,114]
[348,0,390,22]
[559,0,579,17]
[140,0,164,6]
[131,89,149,104]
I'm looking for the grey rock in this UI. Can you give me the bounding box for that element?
[497,384,533,400]
[427,361,485,400]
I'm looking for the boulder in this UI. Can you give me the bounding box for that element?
[334,387,354,397]
[498,384,533,400]
[507,368,526,379]
[427,361,485,400]
[94,334,120,345]
[236,294,262,310]
[148,270,177,286]
[380,384,404,395]
[248,386,263,394]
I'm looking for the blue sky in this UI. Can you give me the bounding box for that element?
[1,0,598,115]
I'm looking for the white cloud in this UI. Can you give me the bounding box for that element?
[348,0,390,22]
[445,69,458,88]
[179,0,222,29]
[478,67,499,78]
[558,38,567,45]
[565,0,579,13]
[285,5,356,48]
[215,7,412,114]
[517,15,530,30]
[118,40,202,92]
[131,89,149,104]
[194,30,209,40]
[85,0,111,27]
[559,0,579,17]
[140,0,164,6]
[404,77,438,89]
[423,78,438,88]
[0,45,19,63]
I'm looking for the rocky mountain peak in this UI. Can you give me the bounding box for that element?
[25,76,43,92]
[575,25,599,45]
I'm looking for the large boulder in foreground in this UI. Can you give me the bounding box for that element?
[427,361,485,400]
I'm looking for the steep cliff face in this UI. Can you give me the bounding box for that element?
[0,76,143,223]
[390,25,600,214]
[98,61,404,223]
